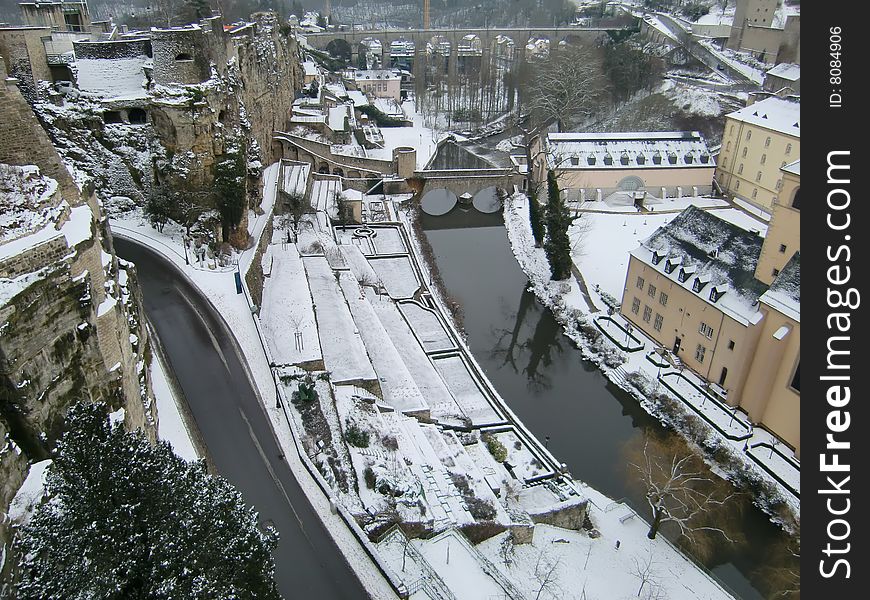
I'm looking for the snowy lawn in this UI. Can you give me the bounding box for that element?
[397,301,456,353]
[368,255,421,299]
[260,244,323,366]
[370,226,408,255]
[432,355,502,425]
[491,429,552,482]
[658,372,753,441]
[303,256,376,384]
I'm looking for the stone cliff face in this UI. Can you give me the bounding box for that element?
[32,12,302,247]
[0,67,156,551]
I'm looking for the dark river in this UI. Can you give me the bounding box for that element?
[420,204,797,600]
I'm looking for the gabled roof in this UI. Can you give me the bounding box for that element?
[781,159,800,176]
[766,63,800,81]
[631,206,767,325]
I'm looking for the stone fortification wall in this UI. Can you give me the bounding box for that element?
[151,25,212,86]
[0,27,52,98]
[73,37,152,60]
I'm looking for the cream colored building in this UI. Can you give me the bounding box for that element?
[351,69,401,102]
[755,160,799,284]
[715,96,799,213]
[620,203,800,455]
[533,132,715,203]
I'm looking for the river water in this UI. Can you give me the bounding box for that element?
[419,203,797,600]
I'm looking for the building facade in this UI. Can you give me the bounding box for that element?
[714,96,799,213]
[620,204,800,455]
[533,131,715,203]
[350,69,401,102]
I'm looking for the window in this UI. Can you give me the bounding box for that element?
[765,136,771,148]
[735,181,740,190]
[636,276,644,290]
[746,130,752,141]
[756,171,763,182]
[695,344,706,363]
[760,154,766,165]
[772,268,780,277]
[648,284,656,298]
[699,322,714,339]
[779,244,787,253]
[741,147,748,158]
[659,291,668,306]
[726,141,731,152]
[643,305,652,323]
[654,313,663,332]
[786,143,792,155]
[631,297,641,314]
[790,361,800,392]
[730,124,734,135]
[737,163,744,175]
[728,340,735,350]
[752,188,758,199]
[775,179,783,190]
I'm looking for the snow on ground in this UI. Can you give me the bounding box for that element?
[431,355,501,425]
[310,178,341,217]
[368,255,421,299]
[109,163,399,599]
[698,39,766,83]
[7,459,52,524]
[370,226,407,255]
[260,244,323,366]
[378,100,440,169]
[479,484,733,600]
[660,79,722,117]
[303,257,377,384]
[413,530,508,599]
[151,349,198,461]
[339,277,428,413]
[397,301,455,353]
[505,192,799,518]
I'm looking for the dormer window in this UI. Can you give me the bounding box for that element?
[684,154,694,164]
[620,153,630,166]
[700,154,710,164]
[692,277,707,293]
[678,267,694,283]
[651,251,663,265]
[667,153,677,165]
[665,258,679,274]
[604,154,613,166]
[570,155,579,166]
[587,155,596,165]
[637,155,646,165]
[652,153,662,165]
[710,287,726,302]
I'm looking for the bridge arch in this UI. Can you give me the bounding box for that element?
[325,38,352,63]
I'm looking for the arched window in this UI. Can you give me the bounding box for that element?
[765,136,771,148]
[746,130,752,141]
[785,143,792,155]
[791,187,801,209]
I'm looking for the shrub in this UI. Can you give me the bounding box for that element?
[291,376,318,404]
[344,421,370,448]
[363,466,376,490]
[482,433,508,462]
[381,434,399,451]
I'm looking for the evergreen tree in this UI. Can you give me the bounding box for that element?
[144,185,172,233]
[213,149,247,242]
[543,170,572,280]
[527,190,545,247]
[14,403,280,599]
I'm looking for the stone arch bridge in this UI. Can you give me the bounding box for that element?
[410,167,519,199]
[304,25,636,66]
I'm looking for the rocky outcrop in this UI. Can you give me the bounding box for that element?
[0,68,156,550]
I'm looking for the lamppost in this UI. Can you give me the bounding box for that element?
[182,234,190,265]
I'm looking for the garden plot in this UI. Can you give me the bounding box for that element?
[303,256,376,384]
[398,301,455,353]
[334,227,375,255]
[432,355,502,425]
[368,255,421,299]
[464,440,513,491]
[370,226,407,255]
[278,372,361,511]
[260,244,322,366]
[412,531,509,600]
[376,528,452,598]
[333,386,425,522]
[366,292,466,426]
[340,244,380,286]
[747,435,801,496]
[337,275,429,415]
[384,412,473,528]
[490,429,551,482]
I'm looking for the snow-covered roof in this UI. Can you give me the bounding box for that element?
[346,90,369,107]
[760,252,800,322]
[725,97,800,138]
[631,206,768,325]
[353,69,400,81]
[781,159,800,176]
[766,63,800,81]
[327,105,351,132]
[546,132,714,170]
[302,60,319,76]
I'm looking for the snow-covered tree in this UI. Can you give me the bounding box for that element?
[14,402,280,599]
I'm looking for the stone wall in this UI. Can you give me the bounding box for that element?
[0,27,52,98]
[151,26,212,86]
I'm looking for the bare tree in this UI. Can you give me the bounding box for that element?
[630,549,659,597]
[627,433,741,546]
[533,549,563,600]
[525,44,609,133]
[278,190,312,234]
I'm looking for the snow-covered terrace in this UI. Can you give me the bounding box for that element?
[632,206,767,326]
[545,132,714,170]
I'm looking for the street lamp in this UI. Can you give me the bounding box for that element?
[182,234,190,265]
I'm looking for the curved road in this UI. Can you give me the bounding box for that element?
[114,239,368,600]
